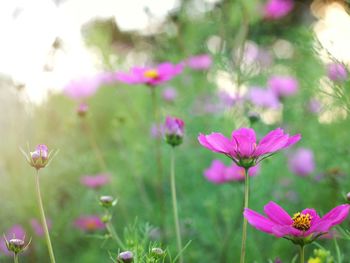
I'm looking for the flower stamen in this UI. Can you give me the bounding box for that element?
[292,212,312,231]
[144,69,159,79]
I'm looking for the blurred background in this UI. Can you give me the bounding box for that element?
[1,0,350,262]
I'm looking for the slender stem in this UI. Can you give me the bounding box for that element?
[81,119,107,171]
[105,221,125,249]
[14,254,19,263]
[35,170,56,263]
[239,168,250,263]
[170,147,183,263]
[300,245,305,263]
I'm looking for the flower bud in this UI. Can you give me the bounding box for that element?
[29,145,50,170]
[346,192,350,202]
[99,195,115,208]
[77,103,89,117]
[151,247,165,258]
[247,112,260,125]
[5,238,26,255]
[164,116,184,147]
[117,251,134,263]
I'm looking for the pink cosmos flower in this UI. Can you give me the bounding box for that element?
[74,215,105,232]
[244,202,350,244]
[268,75,299,98]
[164,116,185,147]
[31,144,49,161]
[204,160,259,184]
[288,148,315,177]
[64,76,101,100]
[80,173,110,189]
[116,62,183,86]
[248,87,281,109]
[263,0,294,20]
[77,102,89,117]
[0,225,26,256]
[186,54,212,70]
[198,127,301,168]
[162,87,177,102]
[327,63,348,82]
[30,218,52,237]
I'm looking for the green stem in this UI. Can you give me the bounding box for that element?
[14,254,19,263]
[300,245,305,263]
[239,168,250,263]
[35,170,56,263]
[106,221,125,249]
[170,147,183,263]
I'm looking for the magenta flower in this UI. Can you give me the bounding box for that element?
[186,54,212,70]
[263,0,294,20]
[288,148,315,177]
[162,87,177,102]
[327,63,348,82]
[80,173,110,189]
[64,77,101,100]
[244,201,350,244]
[248,87,281,109]
[31,218,52,237]
[204,160,259,184]
[268,75,299,98]
[0,225,26,256]
[164,116,185,147]
[198,127,301,168]
[116,62,183,87]
[74,215,105,232]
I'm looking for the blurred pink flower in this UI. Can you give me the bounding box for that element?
[116,62,183,86]
[80,173,110,189]
[244,202,350,241]
[0,225,26,256]
[77,102,89,117]
[162,87,177,102]
[186,54,212,70]
[263,0,294,20]
[248,87,281,109]
[288,148,315,177]
[308,99,322,114]
[30,218,52,237]
[327,63,348,82]
[74,215,105,232]
[204,160,259,184]
[150,123,165,139]
[268,75,299,97]
[198,127,301,168]
[64,77,101,100]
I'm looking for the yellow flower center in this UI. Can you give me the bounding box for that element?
[144,69,159,79]
[292,212,312,231]
[308,258,321,263]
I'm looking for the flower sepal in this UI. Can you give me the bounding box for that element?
[237,158,256,169]
[4,235,31,255]
[166,134,183,147]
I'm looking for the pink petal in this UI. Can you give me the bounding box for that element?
[321,204,350,227]
[301,208,320,225]
[198,133,235,155]
[231,128,257,157]
[306,220,333,236]
[244,208,275,234]
[255,135,289,156]
[264,202,293,225]
[284,134,302,148]
[272,225,302,237]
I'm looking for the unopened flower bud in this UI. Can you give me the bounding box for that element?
[101,214,112,224]
[327,63,348,82]
[346,192,350,202]
[77,103,89,117]
[6,238,25,255]
[151,247,165,258]
[164,116,184,147]
[117,251,134,263]
[248,112,260,124]
[28,144,51,170]
[99,195,115,208]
